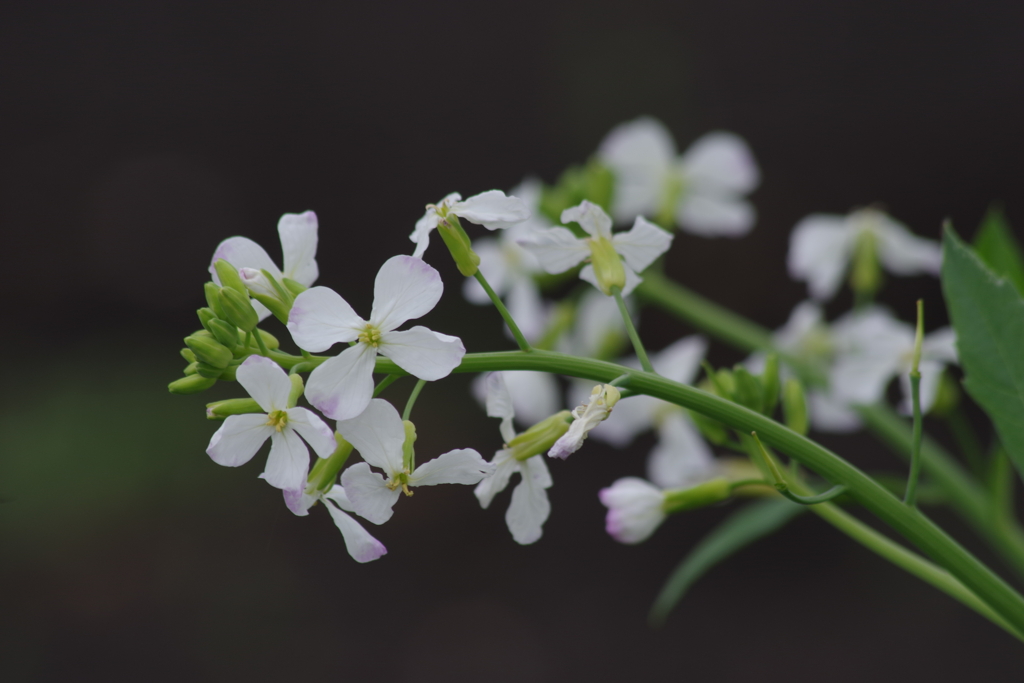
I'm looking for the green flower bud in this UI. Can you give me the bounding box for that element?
[208,318,239,350]
[782,378,809,436]
[732,365,764,413]
[760,353,781,417]
[282,277,308,297]
[184,361,199,375]
[168,374,217,394]
[206,397,263,420]
[253,328,280,350]
[508,410,573,461]
[197,307,217,332]
[218,363,239,381]
[306,435,354,494]
[218,287,259,332]
[185,334,233,369]
[288,374,304,408]
[180,348,197,364]
[437,214,481,277]
[587,236,626,295]
[402,421,418,472]
[662,478,732,514]
[214,258,248,295]
[204,282,227,319]
[195,361,224,378]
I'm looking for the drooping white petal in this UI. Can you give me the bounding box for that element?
[322,497,388,563]
[234,355,292,412]
[788,214,856,300]
[339,462,402,525]
[304,343,378,421]
[676,195,756,238]
[452,190,531,230]
[579,261,643,296]
[278,211,319,286]
[598,117,676,223]
[678,131,760,195]
[263,429,311,491]
[369,255,444,332]
[209,236,280,283]
[506,456,552,545]
[561,201,613,239]
[207,414,274,467]
[379,327,465,381]
[474,449,517,509]
[808,390,862,433]
[876,217,942,276]
[517,227,590,274]
[647,413,717,489]
[599,477,666,544]
[652,335,708,384]
[483,372,517,444]
[409,448,495,487]
[335,398,407,475]
[285,407,337,459]
[612,216,674,273]
[410,209,440,259]
[287,287,365,352]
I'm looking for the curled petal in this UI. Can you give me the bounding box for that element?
[287,287,364,352]
[278,211,319,286]
[517,227,590,274]
[335,398,407,475]
[409,448,495,487]
[561,200,613,239]
[286,407,337,459]
[207,414,273,467]
[379,327,465,381]
[304,343,378,421]
[323,497,388,563]
[370,255,444,332]
[453,190,531,230]
[340,462,401,525]
[263,429,311,491]
[235,355,292,413]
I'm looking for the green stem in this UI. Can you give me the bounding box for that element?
[373,374,401,398]
[403,379,427,421]
[905,372,924,506]
[474,270,532,352]
[253,328,271,357]
[612,286,653,373]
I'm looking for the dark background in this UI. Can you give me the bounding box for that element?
[2,1,1023,680]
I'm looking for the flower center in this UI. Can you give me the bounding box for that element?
[358,324,383,347]
[385,469,414,496]
[266,410,289,432]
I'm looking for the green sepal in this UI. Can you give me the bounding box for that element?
[197,307,217,333]
[588,237,626,295]
[760,353,781,417]
[782,377,809,436]
[250,290,292,324]
[218,363,239,381]
[214,259,247,295]
[283,277,308,297]
[437,215,481,277]
[208,318,239,350]
[168,374,217,394]
[206,398,263,420]
[288,374,304,408]
[204,282,226,318]
[850,225,883,301]
[185,334,233,369]
[218,287,259,332]
[306,435,354,494]
[662,478,732,513]
[508,410,573,461]
[402,421,418,472]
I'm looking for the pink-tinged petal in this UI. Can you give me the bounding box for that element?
[283,487,317,517]
[322,499,388,563]
[335,398,406,474]
[263,429,310,491]
[612,216,674,273]
[517,227,590,274]
[286,407,337,459]
[676,195,756,238]
[453,190,531,230]
[474,450,518,509]
[410,209,440,259]
[235,355,292,412]
[304,344,377,421]
[561,200,613,239]
[788,214,855,300]
[287,286,364,352]
[506,456,552,545]
[599,477,666,544]
[598,117,676,223]
[370,255,444,332]
[409,448,495,487]
[278,211,319,286]
[207,414,274,467]
[647,413,717,489]
[679,131,760,195]
[209,237,280,283]
[379,327,465,381]
[876,217,942,276]
[322,484,354,511]
[340,462,401,524]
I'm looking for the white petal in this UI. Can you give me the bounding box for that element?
[505,277,547,343]
[647,413,717,489]
[517,227,590,274]
[561,200,613,239]
[209,236,280,283]
[483,372,516,444]
[474,450,518,509]
[207,414,273,467]
[676,195,756,238]
[235,355,292,412]
[506,456,552,545]
[808,390,862,433]
[263,429,310,491]
[379,327,465,381]
[612,216,674,273]
[322,484,354,511]
[410,209,439,259]
[304,343,378,421]
[579,262,643,296]
[598,117,676,223]
[679,131,760,195]
[286,407,337,459]
[565,289,629,358]
[876,217,942,276]
[335,398,407,475]
[599,477,666,544]
[652,335,708,384]
[323,498,388,562]
[278,211,319,285]
[453,190,531,230]
[829,354,902,406]
[287,287,364,352]
[462,238,507,303]
[370,255,444,332]
[409,448,495,487]
[773,301,826,352]
[924,327,958,364]
[788,214,855,300]
[283,487,317,516]
[339,462,401,525]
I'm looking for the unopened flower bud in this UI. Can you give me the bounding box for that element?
[218,287,259,332]
[204,282,227,318]
[287,374,304,408]
[185,334,233,369]
[782,378,809,436]
[508,410,573,461]
[437,214,481,277]
[180,348,197,364]
[240,268,293,324]
[732,365,763,413]
[168,374,217,394]
[184,361,198,375]
[197,307,217,332]
[208,318,239,350]
[587,236,626,295]
[195,361,224,378]
[599,477,666,544]
[206,397,263,420]
[214,258,248,295]
[760,353,781,417]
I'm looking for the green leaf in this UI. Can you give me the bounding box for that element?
[649,499,804,626]
[973,205,1024,296]
[941,225,1024,481]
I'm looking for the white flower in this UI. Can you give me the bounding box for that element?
[518,200,673,296]
[337,399,495,524]
[284,485,387,563]
[287,255,465,421]
[598,477,666,544]
[206,355,337,491]
[829,306,957,413]
[410,190,531,259]
[598,117,760,237]
[548,384,622,459]
[210,211,320,320]
[474,373,555,545]
[788,208,942,301]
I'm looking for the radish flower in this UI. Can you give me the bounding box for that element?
[284,485,387,563]
[411,190,531,259]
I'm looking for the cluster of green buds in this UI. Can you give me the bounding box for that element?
[538,157,614,225]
